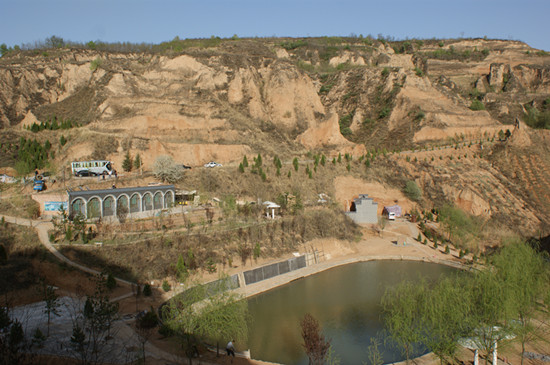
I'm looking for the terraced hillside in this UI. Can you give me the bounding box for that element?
[0,36,549,238]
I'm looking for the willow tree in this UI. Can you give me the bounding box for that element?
[491,240,549,365]
[468,266,516,365]
[419,275,473,364]
[381,280,426,364]
[162,276,248,364]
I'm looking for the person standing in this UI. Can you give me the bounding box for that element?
[226,340,235,362]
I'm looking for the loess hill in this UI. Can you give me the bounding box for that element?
[0,36,549,240]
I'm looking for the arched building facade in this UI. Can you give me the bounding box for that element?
[68,185,175,220]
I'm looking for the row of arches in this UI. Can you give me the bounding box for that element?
[70,191,174,219]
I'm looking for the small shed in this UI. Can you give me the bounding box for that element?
[263,201,280,219]
[383,205,402,217]
[175,190,198,206]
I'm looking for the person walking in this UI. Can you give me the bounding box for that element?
[226,340,235,363]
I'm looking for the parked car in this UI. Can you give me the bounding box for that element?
[203,161,222,168]
[76,170,96,177]
[388,212,396,220]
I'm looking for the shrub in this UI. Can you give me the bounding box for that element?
[379,107,391,119]
[424,238,428,245]
[417,233,422,241]
[162,280,171,292]
[206,258,217,273]
[158,323,174,337]
[381,67,389,77]
[459,249,465,259]
[106,273,116,291]
[90,57,102,71]
[143,284,152,297]
[444,245,450,254]
[404,180,422,201]
[433,241,438,249]
[253,242,261,261]
[470,100,485,111]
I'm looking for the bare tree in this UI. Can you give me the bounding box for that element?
[153,155,184,183]
[116,205,128,224]
[42,281,60,336]
[135,308,158,363]
[68,275,121,365]
[300,313,331,365]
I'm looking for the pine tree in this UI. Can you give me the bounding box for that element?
[122,151,133,172]
[133,153,142,170]
[256,153,262,167]
[176,255,189,283]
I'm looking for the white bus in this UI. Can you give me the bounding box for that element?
[71,160,113,176]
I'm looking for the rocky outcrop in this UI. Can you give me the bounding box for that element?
[487,62,550,93]
[488,63,510,91]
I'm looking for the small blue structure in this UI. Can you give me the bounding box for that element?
[33,178,45,192]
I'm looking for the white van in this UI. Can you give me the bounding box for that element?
[388,212,396,220]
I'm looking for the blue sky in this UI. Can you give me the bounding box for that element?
[2,0,549,51]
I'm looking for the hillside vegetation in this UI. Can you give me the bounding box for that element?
[1,36,549,250]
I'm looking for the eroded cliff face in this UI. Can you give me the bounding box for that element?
[1,38,549,228]
[1,39,549,153]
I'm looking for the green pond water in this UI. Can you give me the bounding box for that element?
[247,260,459,364]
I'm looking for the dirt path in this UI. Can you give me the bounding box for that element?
[2,214,474,365]
[0,214,136,306]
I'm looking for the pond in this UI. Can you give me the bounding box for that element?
[247,260,459,364]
